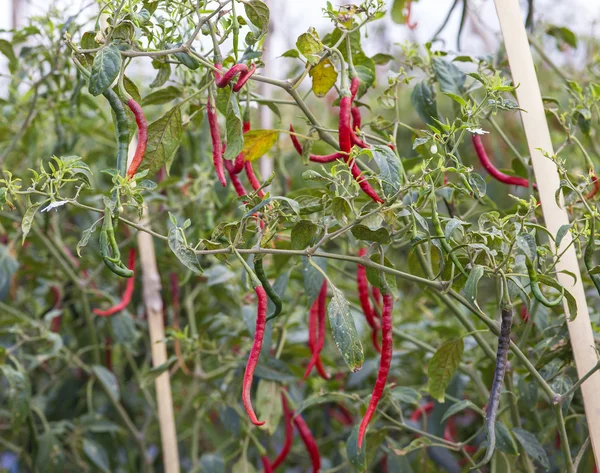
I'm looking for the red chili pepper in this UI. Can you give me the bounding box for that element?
[304,281,330,380]
[225,160,248,197]
[294,414,321,473]
[405,1,418,30]
[472,134,533,189]
[357,249,381,352]
[50,285,62,333]
[93,249,136,317]
[372,286,382,310]
[215,63,256,92]
[357,292,393,448]
[350,77,360,101]
[520,305,530,323]
[244,161,266,198]
[289,125,344,163]
[330,403,354,426]
[242,286,267,426]
[351,106,362,131]
[207,95,227,187]
[229,120,251,174]
[125,99,148,178]
[261,457,273,473]
[271,392,294,470]
[585,173,599,199]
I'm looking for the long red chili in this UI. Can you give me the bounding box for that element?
[372,286,382,310]
[351,106,362,131]
[225,160,248,197]
[214,63,256,92]
[245,160,266,198]
[93,249,136,317]
[271,392,294,470]
[289,125,344,163]
[357,249,381,352]
[294,414,321,473]
[304,281,329,380]
[261,457,273,473]
[405,0,418,30]
[585,173,599,200]
[125,99,148,178]
[230,121,251,174]
[207,95,227,187]
[472,134,533,189]
[242,286,267,426]
[357,292,393,448]
[348,158,384,203]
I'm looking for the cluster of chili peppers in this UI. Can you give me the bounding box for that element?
[304,281,329,380]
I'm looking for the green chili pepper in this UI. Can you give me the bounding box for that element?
[525,256,562,307]
[584,215,600,296]
[254,256,283,321]
[100,206,133,278]
[102,88,130,178]
[431,196,468,278]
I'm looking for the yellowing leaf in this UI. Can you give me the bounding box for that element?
[309,58,338,98]
[241,130,278,162]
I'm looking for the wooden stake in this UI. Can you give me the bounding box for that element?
[494,0,600,465]
[137,208,180,473]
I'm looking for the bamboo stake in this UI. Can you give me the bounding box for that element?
[137,206,180,473]
[494,0,600,465]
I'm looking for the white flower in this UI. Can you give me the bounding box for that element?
[41,200,68,212]
[430,144,438,155]
[468,128,489,135]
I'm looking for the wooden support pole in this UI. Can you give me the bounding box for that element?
[494,0,600,466]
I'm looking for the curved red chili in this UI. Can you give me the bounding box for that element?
[357,292,393,448]
[244,161,266,198]
[405,0,418,30]
[93,249,136,317]
[271,392,294,470]
[304,281,330,380]
[125,99,148,178]
[242,286,267,426]
[357,249,381,353]
[289,125,344,163]
[225,160,248,197]
[350,77,360,101]
[351,106,362,131]
[294,414,321,473]
[472,134,533,189]
[348,159,384,203]
[585,173,599,199]
[372,286,382,310]
[207,95,227,187]
[261,457,273,473]
[215,63,256,92]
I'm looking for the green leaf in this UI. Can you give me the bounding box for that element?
[92,365,120,401]
[241,130,278,162]
[150,61,171,88]
[36,432,65,473]
[351,225,391,244]
[365,255,397,292]
[302,256,326,306]
[555,224,571,249]
[224,93,244,160]
[433,58,466,96]
[0,39,18,73]
[82,438,110,473]
[441,400,479,423]
[0,365,30,429]
[168,226,203,275]
[21,201,42,244]
[328,284,364,372]
[256,380,282,435]
[173,45,200,70]
[512,428,550,470]
[77,220,99,256]
[291,220,318,250]
[390,0,409,24]
[294,392,352,418]
[372,53,394,65]
[142,86,182,106]
[390,386,422,405]
[199,453,225,473]
[231,457,258,473]
[546,25,578,49]
[516,233,536,261]
[390,436,433,455]
[346,426,367,471]
[88,44,122,96]
[296,28,323,64]
[370,145,402,198]
[462,265,484,307]
[331,196,352,223]
[427,338,464,402]
[310,58,338,97]
[142,103,184,175]
[468,172,487,198]
[411,81,438,125]
[244,0,270,41]
[495,422,519,455]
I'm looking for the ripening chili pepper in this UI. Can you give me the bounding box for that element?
[254,256,283,321]
[477,304,513,467]
[585,173,600,200]
[261,457,273,473]
[405,0,418,29]
[94,249,136,316]
[214,63,257,92]
[294,414,321,473]
[207,94,227,187]
[304,281,330,380]
[357,248,381,353]
[472,134,533,189]
[125,99,148,178]
[242,285,268,426]
[431,196,468,278]
[271,392,294,471]
[525,256,563,307]
[245,161,266,198]
[357,291,393,448]
[289,125,344,163]
[585,215,600,296]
